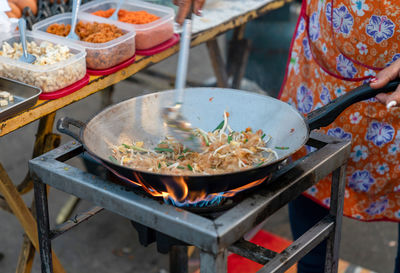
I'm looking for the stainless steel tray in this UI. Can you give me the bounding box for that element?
[0,77,42,122]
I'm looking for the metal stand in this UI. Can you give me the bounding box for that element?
[31,132,350,273]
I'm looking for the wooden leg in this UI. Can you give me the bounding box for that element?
[230,39,251,89]
[100,85,115,109]
[206,39,229,88]
[227,24,252,89]
[0,194,11,213]
[16,234,35,273]
[207,24,251,90]
[226,24,247,78]
[0,163,66,273]
[16,196,39,273]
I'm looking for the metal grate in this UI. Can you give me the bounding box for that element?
[30,132,351,273]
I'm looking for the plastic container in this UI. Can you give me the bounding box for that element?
[0,31,86,93]
[32,13,136,70]
[80,0,175,50]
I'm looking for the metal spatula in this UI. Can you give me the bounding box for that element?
[110,0,124,21]
[67,0,81,40]
[162,11,203,152]
[18,19,36,64]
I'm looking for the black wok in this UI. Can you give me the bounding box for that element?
[57,80,400,196]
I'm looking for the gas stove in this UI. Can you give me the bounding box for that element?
[30,131,350,273]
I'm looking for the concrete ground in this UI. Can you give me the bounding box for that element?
[0,33,398,273]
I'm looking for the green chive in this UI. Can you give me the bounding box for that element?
[227,135,233,144]
[166,162,173,166]
[199,131,210,146]
[177,155,184,160]
[256,161,264,167]
[244,139,248,143]
[275,146,289,150]
[187,164,193,171]
[109,156,118,164]
[183,148,189,153]
[158,163,161,169]
[122,143,148,153]
[177,166,185,170]
[213,120,224,132]
[155,147,174,153]
[261,134,266,140]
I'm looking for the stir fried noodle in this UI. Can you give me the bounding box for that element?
[109,111,278,175]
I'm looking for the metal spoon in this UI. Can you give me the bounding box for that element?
[67,0,81,40]
[18,19,36,64]
[162,11,203,152]
[110,0,124,21]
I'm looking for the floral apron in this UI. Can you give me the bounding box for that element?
[279,0,400,221]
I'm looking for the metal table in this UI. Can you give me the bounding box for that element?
[30,132,351,273]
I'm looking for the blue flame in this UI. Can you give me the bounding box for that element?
[163,193,225,208]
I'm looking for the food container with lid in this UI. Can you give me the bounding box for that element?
[80,0,175,50]
[32,13,136,70]
[0,31,86,93]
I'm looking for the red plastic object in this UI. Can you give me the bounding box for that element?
[39,73,90,100]
[228,230,293,273]
[136,34,180,56]
[87,55,136,76]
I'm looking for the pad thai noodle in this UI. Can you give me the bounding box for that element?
[109,111,278,175]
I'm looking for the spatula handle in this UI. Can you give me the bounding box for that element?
[114,0,124,17]
[70,0,81,35]
[175,10,193,104]
[18,19,28,60]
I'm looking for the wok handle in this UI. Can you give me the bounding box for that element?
[307,79,400,131]
[56,117,85,142]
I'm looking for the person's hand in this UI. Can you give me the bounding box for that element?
[173,0,205,25]
[371,58,400,108]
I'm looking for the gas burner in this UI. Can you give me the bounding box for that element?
[30,132,350,273]
[101,160,266,212]
[183,198,234,215]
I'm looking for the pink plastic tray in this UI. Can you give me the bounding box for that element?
[39,74,90,100]
[136,34,180,56]
[87,55,136,76]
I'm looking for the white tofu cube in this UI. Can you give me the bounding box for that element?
[0,91,10,99]
[0,99,8,107]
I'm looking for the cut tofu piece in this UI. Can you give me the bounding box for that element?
[0,99,8,107]
[8,95,13,102]
[0,91,10,99]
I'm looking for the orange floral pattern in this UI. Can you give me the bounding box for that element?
[280,0,400,221]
